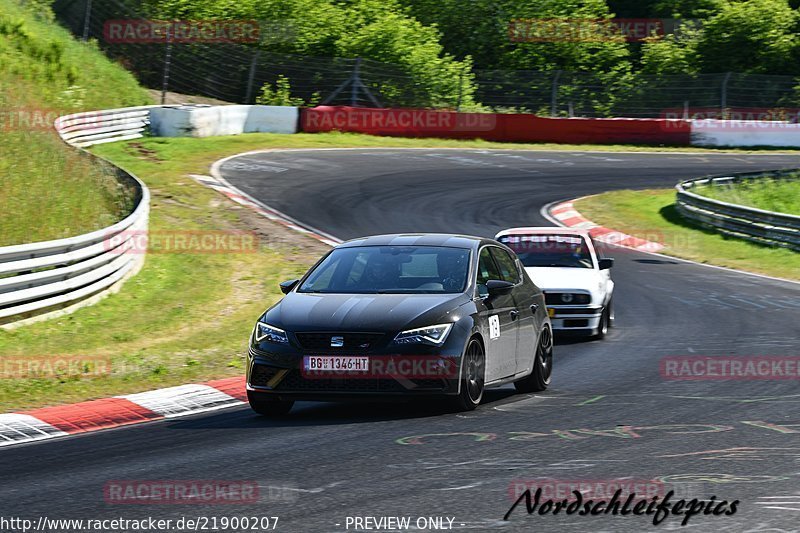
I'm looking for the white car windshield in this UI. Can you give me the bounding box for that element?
[497,234,594,269]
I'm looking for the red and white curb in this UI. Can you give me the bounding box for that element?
[0,377,247,448]
[548,201,665,252]
[190,174,340,248]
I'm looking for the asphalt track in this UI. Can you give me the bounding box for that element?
[3,149,800,532]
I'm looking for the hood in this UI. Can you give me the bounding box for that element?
[524,267,603,293]
[265,292,469,333]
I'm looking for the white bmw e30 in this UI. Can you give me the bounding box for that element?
[495,227,614,339]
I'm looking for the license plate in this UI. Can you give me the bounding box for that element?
[548,307,556,318]
[303,356,369,372]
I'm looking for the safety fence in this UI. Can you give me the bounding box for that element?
[52,0,800,117]
[676,170,800,251]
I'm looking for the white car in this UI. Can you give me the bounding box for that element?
[495,227,615,339]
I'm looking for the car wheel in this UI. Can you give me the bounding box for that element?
[452,338,485,411]
[514,326,552,393]
[249,398,294,417]
[594,306,610,339]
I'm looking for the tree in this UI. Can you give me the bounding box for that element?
[694,0,799,74]
[255,75,306,106]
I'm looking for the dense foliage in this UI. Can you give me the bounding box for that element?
[124,0,800,109]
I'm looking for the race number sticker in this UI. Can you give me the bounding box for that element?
[489,315,501,339]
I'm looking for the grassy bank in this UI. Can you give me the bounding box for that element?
[0,0,151,246]
[692,177,800,215]
[574,189,800,281]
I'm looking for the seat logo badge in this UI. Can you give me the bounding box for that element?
[331,336,344,347]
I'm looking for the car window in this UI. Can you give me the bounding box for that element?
[298,245,470,294]
[490,247,521,284]
[476,247,502,287]
[302,253,342,291]
[497,234,594,269]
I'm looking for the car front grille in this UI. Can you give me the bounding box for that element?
[544,292,591,305]
[294,332,386,352]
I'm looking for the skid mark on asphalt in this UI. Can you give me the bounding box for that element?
[657,447,800,461]
[755,495,800,512]
[489,393,800,413]
[222,160,289,173]
[389,458,627,472]
[422,153,542,173]
[668,394,800,405]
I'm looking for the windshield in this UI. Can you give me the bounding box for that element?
[497,234,594,269]
[298,245,471,294]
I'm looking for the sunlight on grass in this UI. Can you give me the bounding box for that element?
[576,189,800,281]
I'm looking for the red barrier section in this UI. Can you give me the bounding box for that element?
[301,106,691,145]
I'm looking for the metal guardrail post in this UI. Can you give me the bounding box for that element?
[550,70,562,117]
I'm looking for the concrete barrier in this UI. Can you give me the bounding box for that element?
[301,106,692,145]
[150,105,298,137]
[691,119,800,148]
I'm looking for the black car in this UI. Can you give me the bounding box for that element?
[247,234,553,415]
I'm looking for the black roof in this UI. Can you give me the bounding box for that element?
[338,234,491,249]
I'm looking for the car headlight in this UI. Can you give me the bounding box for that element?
[394,323,453,346]
[254,322,289,344]
[560,293,590,304]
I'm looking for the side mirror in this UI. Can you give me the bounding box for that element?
[486,279,514,295]
[279,279,299,294]
[598,258,614,270]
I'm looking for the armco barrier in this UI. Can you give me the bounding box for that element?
[0,107,153,326]
[301,106,692,145]
[676,170,800,251]
[54,106,160,148]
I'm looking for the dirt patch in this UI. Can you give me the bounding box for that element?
[127,142,163,162]
[148,89,233,106]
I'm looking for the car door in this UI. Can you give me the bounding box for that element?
[476,246,518,382]
[490,247,536,375]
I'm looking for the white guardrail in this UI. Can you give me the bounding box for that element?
[0,107,155,326]
[675,169,800,251]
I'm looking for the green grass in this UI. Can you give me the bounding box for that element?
[575,189,800,281]
[0,0,152,246]
[692,177,800,215]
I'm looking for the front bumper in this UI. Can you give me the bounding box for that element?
[547,305,603,334]
[246,348,462,400]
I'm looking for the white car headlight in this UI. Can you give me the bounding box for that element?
[394,323,453,346]
[255,322,289,344]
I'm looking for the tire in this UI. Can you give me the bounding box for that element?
[249,398,294,417]
[514,326,553,393]
[451,338,485,411]
[594,306,610,340]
